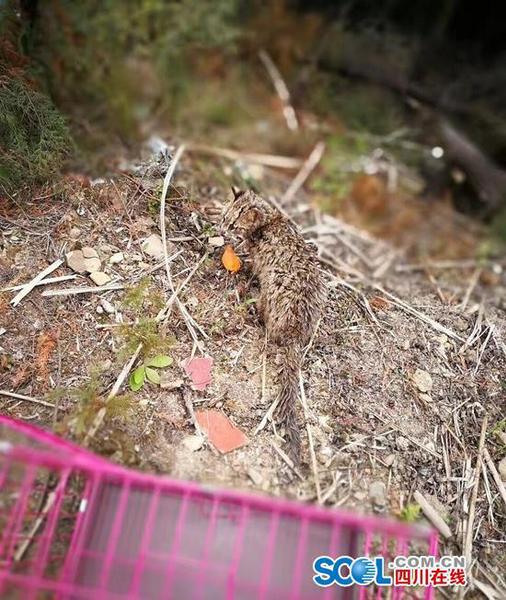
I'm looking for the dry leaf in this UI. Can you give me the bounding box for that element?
[221,245,241,273]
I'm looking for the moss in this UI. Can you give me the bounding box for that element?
[121,278,164,315]
[56,372,134,441]
[116,319,174,361]
[0,75,73,192]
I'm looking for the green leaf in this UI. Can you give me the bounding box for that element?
[129,366,145,391]
[145,355,173,368]
[145,366,161,385]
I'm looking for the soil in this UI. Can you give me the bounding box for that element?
[0,148,505,594]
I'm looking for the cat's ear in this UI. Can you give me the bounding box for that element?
[231,186,244,200]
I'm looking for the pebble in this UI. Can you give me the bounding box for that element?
[142,234,165,259]
[82,246,99,259]
[182,435,205,452]
[69,227,81,239]
[384,453,396,467]
[100,299,115,314]
[369,480,386,509]
[109,252,124,264]
[412,368,433,393]
[66,248,101,274]
[498,457,506,482]
[96,305,104,314]
[208,236,225,248]
[90,271,111,286]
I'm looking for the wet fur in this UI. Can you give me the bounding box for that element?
[221,189,326,462]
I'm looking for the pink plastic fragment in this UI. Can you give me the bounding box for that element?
[182,356,213,390]
[195,409,248,453]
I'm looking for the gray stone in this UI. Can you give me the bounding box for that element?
[412,368,433,393]
[182,435,204,452]
[142,234,165,259]
[82,246,99,259]
[369,480,386,508]
[90,271,111,286]
[109,252,124,264]
[100,299,115,314]
[66,249,102,274]
[208,236,225,248]
[499,457,506,481]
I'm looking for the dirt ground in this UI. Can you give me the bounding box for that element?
[0,149,505,596]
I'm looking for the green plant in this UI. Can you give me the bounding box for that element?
[129,354,173,391]
[0,75,73,192]
[57,372,135,439]
[399,503,421,522]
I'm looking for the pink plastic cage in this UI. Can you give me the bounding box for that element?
[0,416,438,599]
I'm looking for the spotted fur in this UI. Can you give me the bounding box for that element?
[222,189,326,463]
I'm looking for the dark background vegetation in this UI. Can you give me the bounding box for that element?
[1,0,505,243]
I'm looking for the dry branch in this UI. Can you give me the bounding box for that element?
[11,259,63,306]
[259,50,299,131]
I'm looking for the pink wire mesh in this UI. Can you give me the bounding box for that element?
[0,416,438,599]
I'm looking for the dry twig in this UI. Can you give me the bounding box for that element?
[42,283,124,297]
[281,142,325,204]
[258,50,299,131]
[0,389,55,408]
[11,258,63,306]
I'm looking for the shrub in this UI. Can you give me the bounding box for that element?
[0,74,73,193]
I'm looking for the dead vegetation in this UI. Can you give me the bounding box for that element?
[0,140,505,597]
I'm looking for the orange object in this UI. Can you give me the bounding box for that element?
[221,245,241,273]
[195,409,248,453]
[182,356,213,391]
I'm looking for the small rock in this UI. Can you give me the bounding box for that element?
[66,250,87,274]
[139,399,149,408]
[96,305,104,314]
[369,480,386,509]
[412,368,433,393]
[69,227,81,239]
[100,299,115,314]
[182,435,205,452]
[81,246,99,259]
[66,249,101,274]
[396,436,410,451]
[142,234,165,259]
[109,252,124,264]
[497,431,506,447]
[247,468,263,486]
[208,235,225,248]
[498,457,506,482]
[384,453,396,467]
[90,271,111,286]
